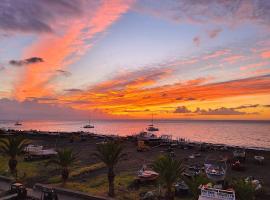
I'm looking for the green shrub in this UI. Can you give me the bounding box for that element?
[233,179,255,200]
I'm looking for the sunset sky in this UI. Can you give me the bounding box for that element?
[0,0,270,120]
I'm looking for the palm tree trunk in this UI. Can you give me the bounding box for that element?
[166,183,174,200]
[62,167,69,185]
[9,158,17,176]
[108,168,115,197]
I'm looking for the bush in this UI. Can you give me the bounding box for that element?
[233,179,255,200]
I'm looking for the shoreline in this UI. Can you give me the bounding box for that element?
[1,128,270,152]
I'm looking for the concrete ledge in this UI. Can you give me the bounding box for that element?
[34,183,108,200]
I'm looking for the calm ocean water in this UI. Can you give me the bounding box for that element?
[1,120,270,149]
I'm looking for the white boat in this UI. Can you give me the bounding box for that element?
[136,131,158,141]
[199,185,236,200]
[205,156,227,182]
[254,155,264,163]
[146,114,159,132]
[138,165,159,181]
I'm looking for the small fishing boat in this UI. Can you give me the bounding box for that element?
[146,114,159,132]
[138,165,159,181]
[254,155,264,164]
[205,156,227,182]
[83,120,94,128]
[14,121,22,126]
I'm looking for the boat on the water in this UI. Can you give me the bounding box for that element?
[83,120,94,129]
[146,114,159,132]
[14,121,22,126]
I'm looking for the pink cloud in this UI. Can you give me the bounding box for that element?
[240,62,268,71]
[222,55,243,64]
[261,51,270,59]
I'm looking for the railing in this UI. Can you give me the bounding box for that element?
[201,186,235,200]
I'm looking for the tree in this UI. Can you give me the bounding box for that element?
[93,141,126,197]
[184,175,210,200]
[233,179,256,200]
[153,155,184,200]
[47,148,77,184]
[0,136,29,176]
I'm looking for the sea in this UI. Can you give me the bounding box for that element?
[1,120,270,150]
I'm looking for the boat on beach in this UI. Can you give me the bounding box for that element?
[146,114,159,132]
[204,156,227,182]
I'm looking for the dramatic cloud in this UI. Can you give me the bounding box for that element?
[14,0,134,100]
[0,0,85,33]
[9,57,44,66]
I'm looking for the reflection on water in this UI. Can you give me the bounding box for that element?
[1,120,270,149]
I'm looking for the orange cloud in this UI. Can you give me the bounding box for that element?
[58,65,270,117]
[13,0,133,100]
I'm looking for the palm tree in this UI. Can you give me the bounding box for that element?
[47,148,77,184]
[0,136,29,175]
[153,155,184,200]
[184,175,210,200]
[93,141,126,197]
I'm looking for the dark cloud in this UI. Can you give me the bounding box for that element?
[0,98,105,120]
[9,57,43,66]
[175,97,183,100]
[198,107,246,115]
[56,70,72,77]
[64,88,83,92]
[26,97,58,102]
[193,36,200,46]
[185,97,196,101]
[0,0,85,33]
[174,106,192,113]
[207,28,222,38]
[264,105,270,107]
[173,106,258,115]
[234,104,260,109]
[0,65,5,71]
